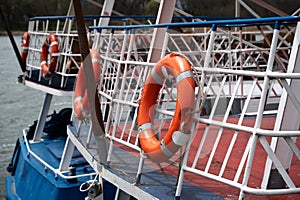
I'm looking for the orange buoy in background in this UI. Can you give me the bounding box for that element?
[40,33,59,78]
[73,49,101,120]
[21,32,30,65]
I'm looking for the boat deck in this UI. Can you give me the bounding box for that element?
[11,13,300,200]
[68,124,224,199]
[164,116,300,200]
[68,114,300,200]
[20,70,76,96]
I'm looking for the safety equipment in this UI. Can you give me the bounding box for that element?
[21,32,30,65]
[138,53,195,162]
[40,33,59,78]
[73,49,101,120]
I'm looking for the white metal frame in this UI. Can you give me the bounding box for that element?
[73,16,300,199]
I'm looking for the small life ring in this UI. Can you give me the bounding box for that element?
[73,49,101,120]
[21,32,30,65]
[137,53,195,162]
[40,33,59,78]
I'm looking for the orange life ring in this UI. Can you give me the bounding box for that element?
[40,33,59,78]
[73,49,101,120]
[137,53,195,162]
[21,32,30,65]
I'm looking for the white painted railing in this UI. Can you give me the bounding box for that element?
[71,16,300,199]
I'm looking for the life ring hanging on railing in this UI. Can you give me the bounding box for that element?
[21,32,30,65]
[40,33,59,78]
[137,53,195,163]
[73,49,101,120]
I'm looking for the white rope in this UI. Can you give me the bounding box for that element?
[79,173,99,192]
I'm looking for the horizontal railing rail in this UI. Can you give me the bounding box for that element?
[89,16,300,30]
[22,129,96,180]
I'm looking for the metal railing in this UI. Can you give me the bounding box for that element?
[70,16,300,199]
[23,15,155,91]
[22,129,96,180]
[25,16,88,90]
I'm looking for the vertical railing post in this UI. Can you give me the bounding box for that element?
[106,29,130,165]
[262,21,300,189]
[238,21,280,199]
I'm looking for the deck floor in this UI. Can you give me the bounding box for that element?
[69,112,300,200]
[71,124,224,199]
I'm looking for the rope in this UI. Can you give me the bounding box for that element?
[79,173,99,192]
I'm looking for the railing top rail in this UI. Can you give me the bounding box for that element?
[89,16,300,31]
[29,15,156,21]
[29,15,234,22]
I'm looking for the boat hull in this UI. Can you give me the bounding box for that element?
[5,135,90,200]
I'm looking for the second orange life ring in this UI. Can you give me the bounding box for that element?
[73,49,101,120]
[137,53,195,163]
[40,33,59,78]
[21,32,30,65]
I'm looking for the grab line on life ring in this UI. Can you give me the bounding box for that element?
[40,33,59,79]
[21,32,30,65]
[137,52,195,163]
[73,49,101,120]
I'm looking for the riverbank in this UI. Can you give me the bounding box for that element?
[0,31,24,36]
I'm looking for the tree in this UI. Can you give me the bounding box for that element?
[1,0,299,32]
[145,0,159,16]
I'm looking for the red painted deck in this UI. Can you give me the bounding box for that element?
[111,115,300,199]
[165,116,300,199]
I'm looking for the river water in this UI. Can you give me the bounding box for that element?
[0,36,72,198]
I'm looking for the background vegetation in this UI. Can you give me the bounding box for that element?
[0,0,299,31]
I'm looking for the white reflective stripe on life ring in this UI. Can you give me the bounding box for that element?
[172,131,191,146]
